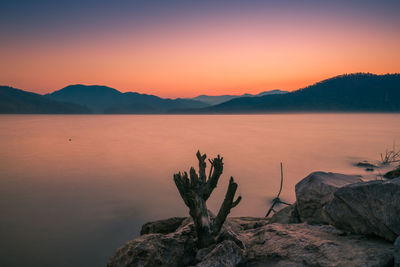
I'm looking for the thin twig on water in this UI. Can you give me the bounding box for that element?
[265,162,290,218]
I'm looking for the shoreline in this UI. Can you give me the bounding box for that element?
[107,171,400,267]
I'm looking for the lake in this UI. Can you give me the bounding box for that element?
[0,114,399,267]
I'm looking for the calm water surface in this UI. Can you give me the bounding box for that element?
[0,114,399,266]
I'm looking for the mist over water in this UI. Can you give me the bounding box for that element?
[0,114,399,267]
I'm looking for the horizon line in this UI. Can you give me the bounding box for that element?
[1,72,399,99]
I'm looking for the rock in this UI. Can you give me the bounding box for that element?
[295,172,363,224]
[229,217,270,231]
[269,204,300,224]
[139,215,246,247]
[193,240,244,267]
[395,236,400,267]
[140,217,186,235]
[325,178,400,242]
[109,217,395,267]
[384,169,400,179]
[108,223,197,267]
[195,246,215,263]
[356,161,377,168]
[216,223,245,249]
[109,218,245,267]
[243,222,394,267]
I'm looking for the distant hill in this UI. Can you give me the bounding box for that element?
[190,90,288,105]
[186,73,400,113]
[0,86,90,114]
[46,84,208,113]
[2,73,400,114]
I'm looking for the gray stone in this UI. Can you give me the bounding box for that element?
[140,217,186,235]
[108,217,245,267]
[109,217,395,267]
[107,223,197,267]
[356,161,377,168]
[243,222,394,267]
[295,172,363,224]
[194,240,244,267]
[269,204,300,224]
[384,169,400,179]
[325,178,400,242]
[216,223,245,249]
[195,246,215,263]
[395,236,400,267]
[229,217,270,231]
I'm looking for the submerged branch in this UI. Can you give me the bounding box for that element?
[265,162,290,218]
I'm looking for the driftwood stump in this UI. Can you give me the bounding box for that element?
[173,151,241,248]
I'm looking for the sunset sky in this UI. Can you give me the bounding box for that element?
[1,0,399,98]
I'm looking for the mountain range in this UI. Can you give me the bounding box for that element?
[0,86,90,114]
[45,85,207,113]
[189,90,288,105]
[1,73,399,114]
[190,73,400,113]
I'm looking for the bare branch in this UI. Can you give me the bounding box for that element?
[232,196,242,208]
[174,172,191,208]
[196,150,207,183]
[189,167,199,187]
[207,160,214,182]
[214,177,240,234]
[204,155,224,200]
[380,145,400,165]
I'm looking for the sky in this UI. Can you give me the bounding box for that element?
[1,0,400,98]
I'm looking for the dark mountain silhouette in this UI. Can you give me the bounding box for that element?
[0,86,90,114]
[2,73,399,114]
[190,89,288,105]
[46,84,207,113]
[182,73,400,113]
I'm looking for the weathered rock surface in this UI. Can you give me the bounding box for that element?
[384,168,400,179]
[325,178,400,242]
[395,236,400,267]
[244,222,394,267]
[269,204,300,224]
[140,217,186,235]
[193,240,244,267]
[108,223,197,267]
[229,217,270,231]
[295,172,363,224]
[109,217,394,267]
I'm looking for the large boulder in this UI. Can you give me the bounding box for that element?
[395,236,400,267]
[243,222,394,267]
[295,172,363,224]
[325,178,400,242]
[108,223,197,267]
[108,217,249,267]
[269,203,300,224]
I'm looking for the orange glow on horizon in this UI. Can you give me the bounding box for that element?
[1,7,399,98]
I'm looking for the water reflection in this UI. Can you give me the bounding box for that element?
[0,114,399,266]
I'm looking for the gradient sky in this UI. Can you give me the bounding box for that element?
[1,0,400,97]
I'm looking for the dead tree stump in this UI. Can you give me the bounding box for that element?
[173,151,241,248]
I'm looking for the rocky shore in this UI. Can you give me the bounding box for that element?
[108,172,400,267]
